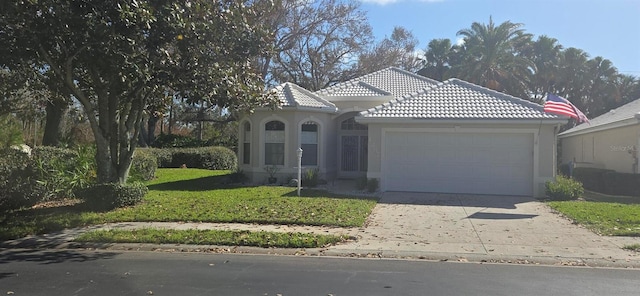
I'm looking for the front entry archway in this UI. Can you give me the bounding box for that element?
[338,117,367,178]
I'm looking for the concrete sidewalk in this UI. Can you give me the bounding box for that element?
[2,192,639,267]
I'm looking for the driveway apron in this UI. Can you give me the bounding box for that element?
[330,192,640,261]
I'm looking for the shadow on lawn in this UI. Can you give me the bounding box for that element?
[583,191,640,205]
[147,175,252,191]
[280,189,378,200]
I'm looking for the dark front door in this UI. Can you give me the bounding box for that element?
[340,135,367,178]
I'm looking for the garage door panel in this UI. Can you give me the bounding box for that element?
[384,132,533,196]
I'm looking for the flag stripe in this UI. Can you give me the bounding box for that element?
[543,94,589,124]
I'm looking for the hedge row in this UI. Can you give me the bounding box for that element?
[138,147,237,170]
[572,167,640,196]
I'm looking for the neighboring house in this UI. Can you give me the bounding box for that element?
[558,98,640,174]
[238,67,567,197]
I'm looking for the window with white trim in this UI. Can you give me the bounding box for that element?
[265,120,285,165]
[301,122,318,166]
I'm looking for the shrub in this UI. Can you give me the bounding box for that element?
[0,148,38,211]
[31,145,97,200]
[302,168,319,187]
[170,147,237,170]
[367,178,379,193]
[228,169,249,184]
[76,182,148,211]
[130,149,157,182]
[545,175,584,201]
[355,176,367,190]
[602,172,640,196]
[572,167,614,192]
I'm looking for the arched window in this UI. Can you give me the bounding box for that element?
[340,117,367,130]
[265,120,285,165]
[301,122,318,166]
[242,122,251,165]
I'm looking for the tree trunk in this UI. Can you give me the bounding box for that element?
[42,98,67,146]
[147,114,159,146]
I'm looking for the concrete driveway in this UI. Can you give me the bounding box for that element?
[330,192,640,264]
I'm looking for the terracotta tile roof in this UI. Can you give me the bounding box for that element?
[559,98,640,136]
[316,67,438,98]
[273,82,337,111]
[361,78,561,120]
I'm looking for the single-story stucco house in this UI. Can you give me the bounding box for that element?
[238,67,567,197]
[559,98,640,174]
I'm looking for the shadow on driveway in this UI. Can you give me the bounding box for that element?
[466,212,538,220]
[379,192,536,209]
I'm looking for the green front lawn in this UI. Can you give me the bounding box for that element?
[0,168,377,241]
[75,228,347,248]
[548,197,640,236]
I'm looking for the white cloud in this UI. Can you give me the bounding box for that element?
[455,37,465,46]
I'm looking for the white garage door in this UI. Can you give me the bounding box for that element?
[384,132,533,196]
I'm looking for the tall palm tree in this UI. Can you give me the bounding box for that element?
[418,38,452,81]
[522,35,563,102]
[556,47,590,112]
[454,17,534,98]
[584,56,618,116]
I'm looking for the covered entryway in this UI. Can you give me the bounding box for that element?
[338,117,368,178]
[383,131,534,196]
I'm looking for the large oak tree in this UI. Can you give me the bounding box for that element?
[0,0,276,184]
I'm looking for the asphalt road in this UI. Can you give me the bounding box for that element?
[1,249,639,296]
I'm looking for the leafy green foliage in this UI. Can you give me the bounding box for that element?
[302,168,319,187]
[545,175,584,200]
[31,146,96,201]
[170,147,237,170]
[139,147,236,170]
[129,149,158,182]
[75,182,148,211]
[75,229,347,248]
[0,148,39,211]
[548,201,640,236]
[0,114,23,148]
[0,0,277,184]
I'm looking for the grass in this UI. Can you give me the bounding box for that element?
[547,191,640,236]
[75,228,348,248]
[623,244,640,252]
[0,168,377,241]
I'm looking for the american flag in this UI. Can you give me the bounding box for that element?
[544,94,589,124]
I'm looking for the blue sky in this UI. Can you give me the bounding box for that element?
[359,0,640,76]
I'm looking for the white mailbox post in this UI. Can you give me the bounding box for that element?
[296,148,303,196]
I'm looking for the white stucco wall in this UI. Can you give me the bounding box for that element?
[560,124,640,174]
[238,110,337,184]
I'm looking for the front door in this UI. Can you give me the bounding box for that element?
[339,135,368,178]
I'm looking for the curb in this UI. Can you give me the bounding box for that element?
[4,239,639,269]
